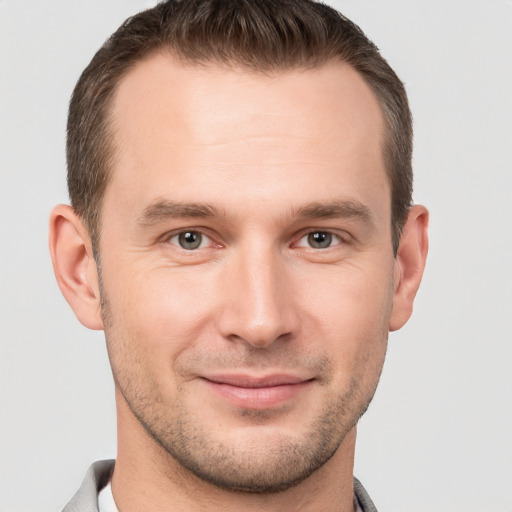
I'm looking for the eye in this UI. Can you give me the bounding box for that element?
[296,231,342,249]
[168,230,208,250]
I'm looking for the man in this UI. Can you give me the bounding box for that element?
[49,0,428,510]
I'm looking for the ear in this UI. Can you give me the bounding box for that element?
[389,205,429,332]
[49,204,104,330]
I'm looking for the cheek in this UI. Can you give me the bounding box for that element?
[104,264,219,356]
[101,270,208,401]
[297,261,393,375]
[300,257,395,328]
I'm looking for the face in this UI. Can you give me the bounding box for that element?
[99,55,395,492]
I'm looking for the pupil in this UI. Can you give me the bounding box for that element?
[309,231,331,248]
[179,231,202,250]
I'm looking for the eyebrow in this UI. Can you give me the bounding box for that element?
[295,200,374,224]
[137,198,374,227]
[137,200,218,226]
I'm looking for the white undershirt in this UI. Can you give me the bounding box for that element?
[98,481,118,512]
[97,480,364,512]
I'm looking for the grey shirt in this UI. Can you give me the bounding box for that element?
[63,460,378,512]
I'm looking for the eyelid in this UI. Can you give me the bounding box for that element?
[292,229,349,249]
[161,228,222,249]
[158,226,350,250]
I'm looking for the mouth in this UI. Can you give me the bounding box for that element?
[200,373,314,409]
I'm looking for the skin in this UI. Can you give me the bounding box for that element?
[50,55,428,512]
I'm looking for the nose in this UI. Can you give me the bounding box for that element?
[217,246,300,348]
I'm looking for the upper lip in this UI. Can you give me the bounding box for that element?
[202,374,311,388]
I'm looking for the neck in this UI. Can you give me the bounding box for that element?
[112,390,357,512]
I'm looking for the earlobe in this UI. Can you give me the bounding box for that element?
[389,205,429,332]
[49,205,104,330]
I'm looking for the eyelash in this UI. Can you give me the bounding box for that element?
[166,230,216,251]
[295,231,346,249]
[164,229,347,251]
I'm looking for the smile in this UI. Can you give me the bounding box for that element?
[200,374,314,409]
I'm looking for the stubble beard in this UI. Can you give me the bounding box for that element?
[127,376,370,494]
[100,287,386,494]
[110,343,383,494]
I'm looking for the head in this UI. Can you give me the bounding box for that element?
[67,0,412,255]
[51,0,428,498]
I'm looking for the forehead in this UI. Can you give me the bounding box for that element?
[111,53,384,148]
[105,54,388,221]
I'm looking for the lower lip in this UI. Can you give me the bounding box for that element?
[202,379,312,409]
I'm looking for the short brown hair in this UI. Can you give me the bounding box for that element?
[67,0,413,253]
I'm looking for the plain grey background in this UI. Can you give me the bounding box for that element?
[1,1,511,511]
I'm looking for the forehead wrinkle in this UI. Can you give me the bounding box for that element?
[167,133,314,148]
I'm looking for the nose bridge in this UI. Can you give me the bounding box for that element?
[218,240,297,347]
